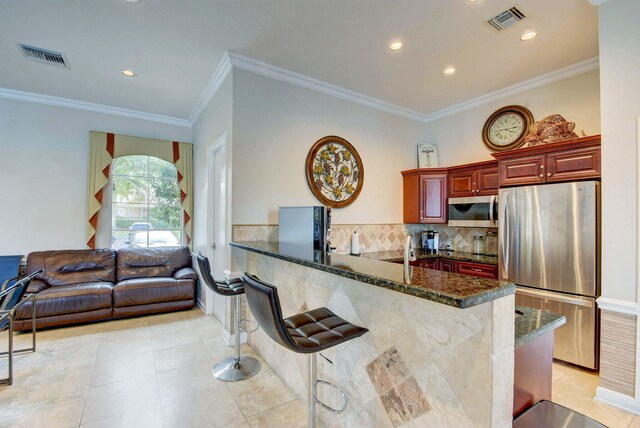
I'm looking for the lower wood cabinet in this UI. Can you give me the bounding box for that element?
[394,258,498,279]
[456,261,498,279]
[437,259,456,272]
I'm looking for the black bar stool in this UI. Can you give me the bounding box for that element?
[242,273,368,428]
[195,253,260,382]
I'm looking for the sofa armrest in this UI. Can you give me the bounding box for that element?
[174,267,198,280]
[26,279,48,294]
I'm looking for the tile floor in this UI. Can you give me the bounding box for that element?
[0,308,636,428]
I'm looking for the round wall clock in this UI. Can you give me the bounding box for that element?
[305,136,364,208]
[482,105,534,151]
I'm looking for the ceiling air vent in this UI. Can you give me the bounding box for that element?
[19,44,68,68]
[488,7,526,31]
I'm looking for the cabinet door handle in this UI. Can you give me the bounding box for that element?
[539,174,544,178]
[540,165,545,169]
[547,173,551,177]
[471,268,483,272]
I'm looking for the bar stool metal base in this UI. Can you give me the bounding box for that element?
[212,355,261,382]
[212,294,261,382]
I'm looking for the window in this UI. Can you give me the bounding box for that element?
[110,155,182,249]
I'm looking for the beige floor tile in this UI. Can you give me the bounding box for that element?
[91,351,156,387]
[157,359,222,404]
[552,366,635,428]
[629,415,640,428]
[2,390,87,428]
[246,399,307,428]
[82,373,160,423]
[11,363,94,404]
[148,329,203,352]
[226,362,297,418]
[162,385,247,428]
[96,337,156,362]
[551,361,569,383]
[153,341,213,372]
[81,404,164,428]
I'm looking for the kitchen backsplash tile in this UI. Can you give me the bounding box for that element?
[232,224,498,255]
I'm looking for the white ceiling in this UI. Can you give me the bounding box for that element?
[0,0,598,122]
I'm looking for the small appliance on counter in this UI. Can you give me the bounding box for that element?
[421,231,438,252]
[278,206,332,257]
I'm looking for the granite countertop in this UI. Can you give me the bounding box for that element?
[363,249,499,265]
[514,305,566,348]
[230,241,514,309]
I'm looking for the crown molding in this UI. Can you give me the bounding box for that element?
[422,57,600,123]
[188,52,232,125]
[226,51,431,123]
[0,87,191,128]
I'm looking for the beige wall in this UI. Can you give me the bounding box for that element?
[422,69,601,166]
[599,0,639,303]
[230,69,429,225]
[596,0,640,406]
[0,97,191,255]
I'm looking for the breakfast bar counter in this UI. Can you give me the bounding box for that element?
[231,241,513,308]
[231,240,515,428]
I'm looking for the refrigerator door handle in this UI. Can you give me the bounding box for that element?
[500,192,509,275]
[489,195,496,227]
[517,287,594,308]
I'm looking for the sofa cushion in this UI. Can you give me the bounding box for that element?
[113,277,194,307]
[16,282,113,319]
[116,246,192,282]
[27,249,116,287]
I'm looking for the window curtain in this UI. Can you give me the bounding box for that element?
[86,132,193,249]
[173,142,194,247]
[87,132,114,249]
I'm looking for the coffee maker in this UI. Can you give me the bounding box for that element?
[421,231,439,252]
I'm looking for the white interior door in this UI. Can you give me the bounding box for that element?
[206,137,227,321]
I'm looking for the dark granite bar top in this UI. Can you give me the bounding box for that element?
[515,306,566,348]
[363,249,499,265]
[230,241,514,309]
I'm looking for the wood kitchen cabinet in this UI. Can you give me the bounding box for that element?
[437,259,456,272]
[448,161,499,198]
[402,169,448,224]
[457,260,499,279]
[493,135,601,187]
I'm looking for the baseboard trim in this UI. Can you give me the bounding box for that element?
[596,297,640,316]
[595,386,640,414]
[196,298,206,313]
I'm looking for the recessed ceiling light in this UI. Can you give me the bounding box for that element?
[520,31,538,41]
[466,0,481,3]
[389,41,404,51]
[443,67,456,76]
[125,0,139,3]
[121,69,136,77]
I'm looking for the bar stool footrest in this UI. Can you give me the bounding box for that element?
[314,379,348,414]
[238,319,259,333]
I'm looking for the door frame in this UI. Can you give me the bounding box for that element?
[205,131,233,319]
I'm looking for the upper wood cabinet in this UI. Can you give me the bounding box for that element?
[402,169,448,224]
[448,161,499,198]
[493,135,601,187]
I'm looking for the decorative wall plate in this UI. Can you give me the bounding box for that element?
[305,136,364,208]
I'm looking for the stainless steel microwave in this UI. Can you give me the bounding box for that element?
[448,196,498,227]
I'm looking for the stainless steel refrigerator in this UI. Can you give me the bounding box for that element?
[499,181,599,369]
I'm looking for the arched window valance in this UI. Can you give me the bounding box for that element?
[87,131,193,249]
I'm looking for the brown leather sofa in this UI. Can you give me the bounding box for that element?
[14,246,197,330]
